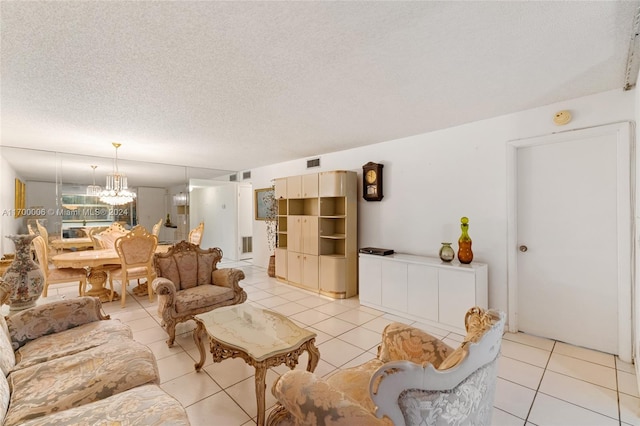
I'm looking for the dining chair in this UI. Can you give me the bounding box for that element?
[95,222,129,249]
[33,235,87,297]
[109,225,158,308]
[151,218,163,237]
[35,219,54,258]
[188,222,204,246]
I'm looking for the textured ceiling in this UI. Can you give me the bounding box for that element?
[1,1,639,184]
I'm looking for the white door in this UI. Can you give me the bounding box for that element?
[512,123,631,356]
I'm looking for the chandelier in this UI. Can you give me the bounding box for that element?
[98,142,136,205]
[86,165,102,196]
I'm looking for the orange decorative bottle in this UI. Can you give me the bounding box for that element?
[457,216,473,264]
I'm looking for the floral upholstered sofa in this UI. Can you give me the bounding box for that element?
[0,284,190,425]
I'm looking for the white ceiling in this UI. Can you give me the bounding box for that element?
[1,1,639,185]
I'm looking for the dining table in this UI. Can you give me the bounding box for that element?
[51,244,172,303]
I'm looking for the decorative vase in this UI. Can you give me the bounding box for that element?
[457,217,473,264]
[2,234,45,311]
[439,242,455,262]
[267,254,276,277]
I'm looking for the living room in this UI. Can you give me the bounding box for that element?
[1,1,640,425]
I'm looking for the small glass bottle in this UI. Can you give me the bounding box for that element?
[457,217,473,264]
[439,242,455,262]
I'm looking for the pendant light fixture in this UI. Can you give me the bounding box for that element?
[98,142,136,205]
[86,165,102,196]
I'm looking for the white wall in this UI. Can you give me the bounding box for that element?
[251,88,635,317]
[190,183,239,260]
[0,157,21,255]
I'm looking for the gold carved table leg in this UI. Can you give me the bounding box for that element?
[86,267,119,303]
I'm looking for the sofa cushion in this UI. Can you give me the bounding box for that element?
[5,339,158,426]
[13,319,132,372]
[174,284,234,313]
[175,251,198,289]
[0,314,16,376]
[0,372,9,424]
[197,252,217,285]
[157,256,180,288]
[19,384,189,426]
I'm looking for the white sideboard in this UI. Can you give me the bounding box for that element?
[359,253,488,333]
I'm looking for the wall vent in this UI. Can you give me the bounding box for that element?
[307,158,320,168]
[229,174,238,182]
[242,171,252,180]
[241,236,253,253]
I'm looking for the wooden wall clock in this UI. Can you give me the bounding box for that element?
[362,162,384,201]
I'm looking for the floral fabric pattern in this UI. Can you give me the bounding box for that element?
[6,297,105,350]
[157,257,180,287]
[13,319,132,371]
[398,361,498,426]
[174,285,234,313]
[19,384,190,426]
[0,372,9,424]
[272,370,388,426]
[0,315,16,375]
[5,339,159,425]
[378,322,454,366]
[325,359,384,413]
[197,252,218,285]
[175,251,198,289]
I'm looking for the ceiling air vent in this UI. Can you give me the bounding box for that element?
[242,171,251,180]
[229,174,238,182]
[307,158,320,168]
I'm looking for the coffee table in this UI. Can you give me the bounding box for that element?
[194,304,320,426]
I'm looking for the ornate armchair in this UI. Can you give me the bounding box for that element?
[151,241,247,347]
[268,307,505,426]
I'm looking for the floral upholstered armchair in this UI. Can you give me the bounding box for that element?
[268,307,505,426]
[151,241,247,347]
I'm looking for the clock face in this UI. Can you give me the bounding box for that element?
[365,170,377,184]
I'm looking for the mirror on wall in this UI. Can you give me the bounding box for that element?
[0,146,237,241]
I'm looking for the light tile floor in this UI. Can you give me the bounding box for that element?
[48,259,640,425]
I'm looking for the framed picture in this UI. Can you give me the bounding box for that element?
[254,187,275,221]
[14,178,25,218]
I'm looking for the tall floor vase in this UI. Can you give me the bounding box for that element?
[2,234,45,311]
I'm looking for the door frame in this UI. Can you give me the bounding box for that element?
[506,121,633,362]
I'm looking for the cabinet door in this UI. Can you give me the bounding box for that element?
[301,173,318,198]
[274,178,287,199]
[438,269,476,331]
[288,216,302,253]
[302,254,319,290]
[407,264,439,322]
[275,248,287,279]
[319,256,346,296]
[287,252,303,285]
[319,171,347,197]
[302,216,318,255]
[381,261,408,312]
[359,256,382,305]
[287,176,302,198]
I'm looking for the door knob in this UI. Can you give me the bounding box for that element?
[519,245,528,252]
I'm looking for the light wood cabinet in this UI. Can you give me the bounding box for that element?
[359,253,488,333]
[275,170,358,298]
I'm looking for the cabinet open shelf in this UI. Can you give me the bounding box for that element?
[289,198,318,216]
[320,197,346,216]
